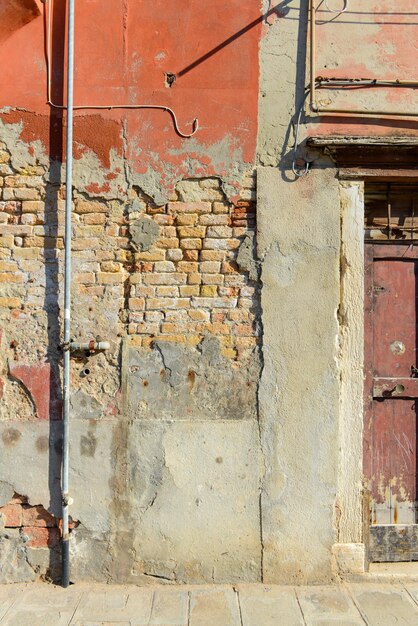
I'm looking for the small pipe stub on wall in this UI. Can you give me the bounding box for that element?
[69,340,110,352]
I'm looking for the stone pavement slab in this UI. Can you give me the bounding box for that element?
[2,582,418,625]
[402,582,418,606]
[0,585,23,621]
[295,585,364,625]
[189,589,240,626]
[238,584,304,626]
[71,585,153,625]
[0,584,82,626]
[349,583,418,626]
[148,589,189,626]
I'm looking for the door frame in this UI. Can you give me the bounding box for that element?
[334,181,366,573]
[337,177,418,574]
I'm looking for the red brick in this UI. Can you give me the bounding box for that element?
[0,504,22,527]
[24,526,60,548]
[22,505,56,528]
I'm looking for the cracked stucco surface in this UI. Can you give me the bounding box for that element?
[256,164,341,583]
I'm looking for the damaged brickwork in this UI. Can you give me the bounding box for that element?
[0,136,262,583]
[0,490,60,583]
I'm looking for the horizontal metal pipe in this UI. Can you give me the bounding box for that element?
[70,341,110,351]
[313,106,418,118]
[316,78,418,87]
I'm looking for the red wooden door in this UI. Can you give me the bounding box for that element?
[365,244,418,561]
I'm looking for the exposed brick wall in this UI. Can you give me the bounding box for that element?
[0,493,60,549]
[0,140,259,372]
[126,186,258,361]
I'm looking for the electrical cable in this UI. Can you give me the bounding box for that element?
[324,0,348,14]
[44,0,199,138]
[292,90,311,178]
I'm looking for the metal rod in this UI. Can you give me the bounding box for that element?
[310,0,316,111]
[309,1,418,118]
[316,78,418,87]
[313,105,418,118]
[388,198,392,239]
[62,0,75,590]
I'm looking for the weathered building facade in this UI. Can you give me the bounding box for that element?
[0,0,417,584]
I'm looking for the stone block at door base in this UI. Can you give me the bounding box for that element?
[332,543,366,576]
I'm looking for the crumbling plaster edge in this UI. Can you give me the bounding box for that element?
[336,181,365,557]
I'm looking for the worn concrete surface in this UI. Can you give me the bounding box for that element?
[337,182,364,548]
[0,414,263,585]
[128,420,262,584]
[257,165,341,584]
[3,582,418,625]
[125,337,260,421]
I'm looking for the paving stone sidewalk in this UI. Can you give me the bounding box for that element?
[2,581,418,625]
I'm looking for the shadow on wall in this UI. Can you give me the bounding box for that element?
[175,2,292,79]
[44,0,66,583]
[0,0,42,45]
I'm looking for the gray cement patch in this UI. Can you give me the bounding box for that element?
[124,336,259,421]
[129,216,160,252]
[70,390,103,420]
[129,419,262,584]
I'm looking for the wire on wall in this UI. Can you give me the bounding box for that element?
[43,0,199,138]
[292,90,311,178]
[323,0,347,15]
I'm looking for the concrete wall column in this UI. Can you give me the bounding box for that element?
[257,164,341,583]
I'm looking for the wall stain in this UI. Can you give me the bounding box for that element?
[2,429,21,446]
[80,433,98,457]
[36,435,49,454]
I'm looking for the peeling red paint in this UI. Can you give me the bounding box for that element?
[1,110,123,168]
[8,360,61,420]
[85,182,112,195]
[312,0,418,135]
[0,0,261,198]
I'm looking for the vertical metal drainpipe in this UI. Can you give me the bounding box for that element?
[62,0,75,589]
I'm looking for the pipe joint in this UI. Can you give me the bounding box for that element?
[62,493,73,506]
[70,340,111,352]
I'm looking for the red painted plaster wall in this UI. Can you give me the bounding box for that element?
[0,0,41,45]
[0,0,262,200]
